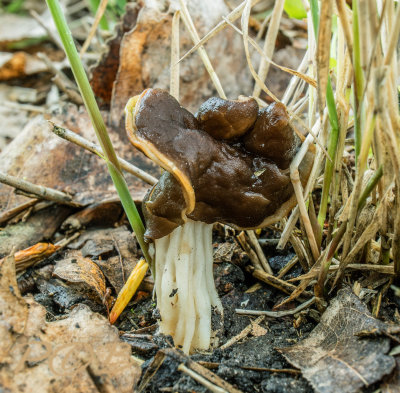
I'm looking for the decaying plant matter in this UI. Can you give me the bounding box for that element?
[125,88,314,353]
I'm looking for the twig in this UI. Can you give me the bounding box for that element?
[30,10,63,49]
[37,52,83,105]
[178,0,261,64]
[0,199,38,226]
[237,231,263,271]
[178,0,226,98]
[240,366,300,375]
[245,230,272,274]
[177,364,227,393]
[197,361,301,375]
[50,123,158,185]
[236,297,316,317]
[252,0,285,97]
[0,171,80,207]
[3,101,45,113]
[80,0,109,56]
[277,255,299,279]
[289,263,395,282]
[252,269,313,298]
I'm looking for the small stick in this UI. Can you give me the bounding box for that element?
[246,230,273,274]
[277,255,299,279]
[237,231,263,271]
[220,315,265,350]
[3,101,45,113]
[0,171,80,207]
[288,263,395,282]
[30,10,63,49]
[197,361,300,375]
[0,199,38,225]
[252,0,285,98]
[240,366,300,375]
[37,52,83,105]
[290,142,320,261]
[177,364,228,393]
[178,0,261,64]
[252,269,313,297]
[50,123,158,185]
[236,297,316,317]
[179,0,226,99]
[80,0,109,57]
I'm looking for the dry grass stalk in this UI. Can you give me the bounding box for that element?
[252,0,285,97]
[178,0,226,98]
[170,10,180,100]
[79,0,109,56]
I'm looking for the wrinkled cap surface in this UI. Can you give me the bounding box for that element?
[125,89,314,241]
[196,96,258,140]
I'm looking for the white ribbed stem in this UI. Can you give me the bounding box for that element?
[154,220,222,354]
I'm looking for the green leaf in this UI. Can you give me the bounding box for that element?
[284,0,307,19]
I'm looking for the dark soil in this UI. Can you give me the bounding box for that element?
[112,232,317,393]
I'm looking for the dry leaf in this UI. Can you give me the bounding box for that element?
[0,52,46,80]
[251,322,268,337]
[54,250,106,302]
[381,357,400,393]
[0,254,140,392]
[278,288,395,393]
[90,3,140,105]
[0,204,71,258]
[14,242,59,273]
[0,105,158,216]
[68,226,138,293]
[102,0,252,129]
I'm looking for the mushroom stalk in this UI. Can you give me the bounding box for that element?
[154,219,222,354]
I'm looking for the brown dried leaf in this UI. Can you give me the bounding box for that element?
[0,255,28,334]
[0,105,158,216]
[90,3,140,105]
[54,250,106,302]
[251,322,268,337]
[0,256,140,392]
[0,204,71,258]
[14,242,59,273]
[0,52,46,80]
[381,357,400,393]
[105,0,252,129]
[278,288,395,393]
[68,226,138,293]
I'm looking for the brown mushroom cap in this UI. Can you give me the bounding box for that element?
[243,102,299,169]
[125,89,315,241]
[195,96,258,140]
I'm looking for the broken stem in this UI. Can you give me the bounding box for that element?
[51,123,157,185]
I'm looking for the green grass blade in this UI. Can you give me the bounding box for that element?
[46,0,150,264]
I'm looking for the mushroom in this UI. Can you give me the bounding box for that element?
[125,88,314,353]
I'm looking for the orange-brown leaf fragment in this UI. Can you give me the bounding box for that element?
[14,242,59,273]
[53,250,106,302]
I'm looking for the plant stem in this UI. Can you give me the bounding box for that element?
[309,0,341,229]
[352,0,363,161]
[46,0,150,263]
